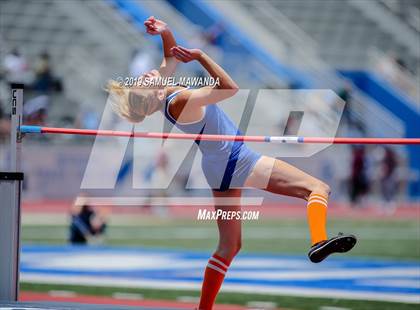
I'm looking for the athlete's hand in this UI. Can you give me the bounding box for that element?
[144,16,167,35]
[170,46,203,63]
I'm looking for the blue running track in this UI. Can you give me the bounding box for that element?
[20,245,420,304]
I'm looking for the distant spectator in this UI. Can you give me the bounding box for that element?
[69,196,107,245]
[32,51,55,93]
[0,102,10,141]
[349,146,369,206]
[23,95,49,125]
[2,48,29,87]
[30,51,63,93]
[379,147,399,214]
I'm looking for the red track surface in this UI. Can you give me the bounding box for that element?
[20,291,248,310]
[22,200,419,220]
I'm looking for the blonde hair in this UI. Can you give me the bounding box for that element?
[105,80,159,123]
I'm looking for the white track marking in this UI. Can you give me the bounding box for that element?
[112,292,144,300]
[227,268,420,280]
[246,301,277,309]
[74,196,263,206]
[48,290,76,297]
[21,226,420,240]
[357,279,420,289]
[176,296,200,303]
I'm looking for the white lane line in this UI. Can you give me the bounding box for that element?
[21,227,420,240]
[357,279,420,289]
[75,196,264,206]
[112,292,144,300]
[246,301,277,309]
[48,290,77,297]
[227,268,420,280]
[176,296,200,303]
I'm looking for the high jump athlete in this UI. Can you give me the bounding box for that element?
[108,16,357,310]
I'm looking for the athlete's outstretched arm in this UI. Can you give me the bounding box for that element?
[171,46,239,106]
[144,16,178,77]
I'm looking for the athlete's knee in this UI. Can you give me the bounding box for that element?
[216,238,241,261]
[308,180,331,197]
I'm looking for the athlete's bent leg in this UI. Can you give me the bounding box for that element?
[245,156,356,262]
[198,189,242,310]
[245,156,330,244]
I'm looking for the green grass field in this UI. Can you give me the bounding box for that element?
[20,216,420,310]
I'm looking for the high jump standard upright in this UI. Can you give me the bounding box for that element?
[0,84,24,301]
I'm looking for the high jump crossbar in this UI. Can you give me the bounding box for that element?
[18,126,420,145]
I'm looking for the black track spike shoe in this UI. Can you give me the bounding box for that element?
[308,233,357,263]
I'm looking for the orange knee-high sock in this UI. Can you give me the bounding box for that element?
[198,254,231,310]
[307,193,328,245]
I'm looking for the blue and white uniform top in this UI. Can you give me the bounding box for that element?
[163,87,261,191]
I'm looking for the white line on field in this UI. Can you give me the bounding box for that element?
[22,226,420,240]
[48,290,77,297]
[112,292,144,300]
